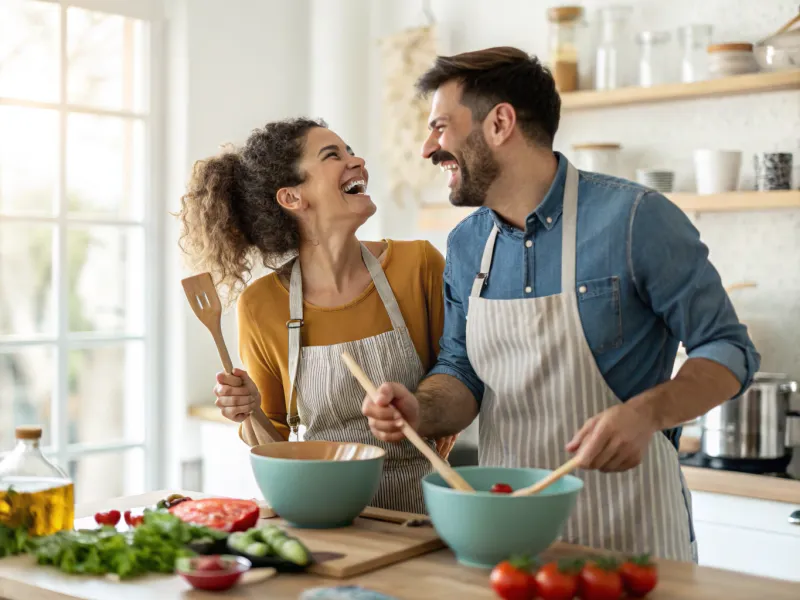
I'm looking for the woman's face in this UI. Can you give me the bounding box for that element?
[291,127,375,233]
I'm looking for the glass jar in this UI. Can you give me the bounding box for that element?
[595,5,633,90]
[678,24,713,83]
[0,426,74,536]
[547,5,584,93]
[637,31,673,87]
[572,143,622,177]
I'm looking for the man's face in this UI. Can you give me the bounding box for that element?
[421,81,499,207]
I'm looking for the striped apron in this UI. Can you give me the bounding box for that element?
[466,161,697,562]
[285,244,435,513]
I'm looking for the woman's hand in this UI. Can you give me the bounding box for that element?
[214,368,261,423]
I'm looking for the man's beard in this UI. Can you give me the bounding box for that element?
[450,128,500,208]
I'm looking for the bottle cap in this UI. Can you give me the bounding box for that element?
[16,425,43,440]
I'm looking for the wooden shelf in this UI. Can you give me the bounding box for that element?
[561,69,800,111]
[417,191,800,232]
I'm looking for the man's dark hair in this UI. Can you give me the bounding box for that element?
[416,46,560,147]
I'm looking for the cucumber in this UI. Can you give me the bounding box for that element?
[243,528,264,544]
[227,531,250,553]
[245,541,270,557]
[273,537,311,566]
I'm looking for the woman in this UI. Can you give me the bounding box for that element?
[177,118,455,514]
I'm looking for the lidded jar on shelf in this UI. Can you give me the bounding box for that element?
[0,425,74,536]
[547,5,585,92]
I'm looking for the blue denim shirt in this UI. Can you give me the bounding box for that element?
[429,152,761,448]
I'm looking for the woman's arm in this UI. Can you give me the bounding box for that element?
[237,297,290,443]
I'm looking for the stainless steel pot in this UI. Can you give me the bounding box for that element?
[701,372,800,460]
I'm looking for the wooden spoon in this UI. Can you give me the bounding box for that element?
[510,457,581,497]
[341,352,474,492]
[181,273,283,443]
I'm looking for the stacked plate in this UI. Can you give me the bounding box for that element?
[636,169,675,193]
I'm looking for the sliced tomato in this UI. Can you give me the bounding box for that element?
[169,498,259,532]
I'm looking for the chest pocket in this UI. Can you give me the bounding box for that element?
[576,275,623,354]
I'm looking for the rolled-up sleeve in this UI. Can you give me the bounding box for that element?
[629,191,761,395]
[427,238,485,404]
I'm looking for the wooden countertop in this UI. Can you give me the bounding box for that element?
[1,491,798,600]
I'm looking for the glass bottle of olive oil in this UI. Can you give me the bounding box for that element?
[0,426,74,536]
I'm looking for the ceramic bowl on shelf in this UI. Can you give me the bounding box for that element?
[754,25,800,71]
[250,441,385,529]
[422,466,583,569]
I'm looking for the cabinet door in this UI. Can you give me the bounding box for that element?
[694,521,800,582]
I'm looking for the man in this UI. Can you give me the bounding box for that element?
[362,47,760,562]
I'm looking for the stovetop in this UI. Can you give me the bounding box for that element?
[679,451,798,480]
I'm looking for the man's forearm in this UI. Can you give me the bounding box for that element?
[415,374,479,439]
[628,357,741,431]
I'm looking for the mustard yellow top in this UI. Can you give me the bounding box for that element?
[237,239,446,440]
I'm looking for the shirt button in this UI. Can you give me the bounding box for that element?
[546,217,553,224]
[525,240,533,248]
[578,285,587,294]
[525,286,532,293]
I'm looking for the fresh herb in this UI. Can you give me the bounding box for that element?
[0,523,31,558]
[29,508,227,579]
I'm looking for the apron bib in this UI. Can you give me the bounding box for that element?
[285,244,435,513]
[466,162,697,562]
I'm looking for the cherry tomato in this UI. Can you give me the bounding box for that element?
[94,510,121,526]
[490,557,537,600]
[194,556,228,572]
[123,510,132,526]
[123,510,143,527]
[490,483,514,494]
[535,560,580,600]
[169,498,260,532]
[620,555,658,597]
[578,560,623,600]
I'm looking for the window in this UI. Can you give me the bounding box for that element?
[0,0,161,503]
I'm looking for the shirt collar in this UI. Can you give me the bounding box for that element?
[487,151,568,235]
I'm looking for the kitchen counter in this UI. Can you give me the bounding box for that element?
[1,491,799,600]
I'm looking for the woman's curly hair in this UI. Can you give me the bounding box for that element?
[177,117,326,303]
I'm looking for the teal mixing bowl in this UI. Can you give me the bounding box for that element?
[250,441,385,528]
[422,466,583,568]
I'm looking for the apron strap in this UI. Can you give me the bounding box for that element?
[470,225,499,298]
[286,243,407,428]
[360,244,408,331]
[561,162,580,292]
[286,258,304,432]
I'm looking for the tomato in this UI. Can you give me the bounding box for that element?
[94,510,121,526]
[535,560,580,600]
[169,498,260,532]
[490,483,514,494]
[194,556,228,572]
[578,560,622,600]
[490,558,537,600]
[620,555,658,597]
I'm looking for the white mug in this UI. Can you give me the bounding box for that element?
[693,149,742,194]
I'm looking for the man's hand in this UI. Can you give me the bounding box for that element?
[361,382,420,443]
[566,401,659,472]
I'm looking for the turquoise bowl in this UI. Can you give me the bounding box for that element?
[250,441,385,529]
[422,466,583,569]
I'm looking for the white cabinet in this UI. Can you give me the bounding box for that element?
[690,490,800,582]
[198,421,264,500]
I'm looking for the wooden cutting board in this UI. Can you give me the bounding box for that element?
[265,506,444,579]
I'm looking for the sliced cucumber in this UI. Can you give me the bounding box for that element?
[227,531,250,553]
[245,541,270,557]
[274,538,311,566]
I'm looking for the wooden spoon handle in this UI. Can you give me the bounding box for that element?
[511,457,581,497]
[341,352,474,492]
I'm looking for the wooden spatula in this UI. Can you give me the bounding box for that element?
[181,273,283,443]
[510,456,581,497]
[341,351,474,493]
